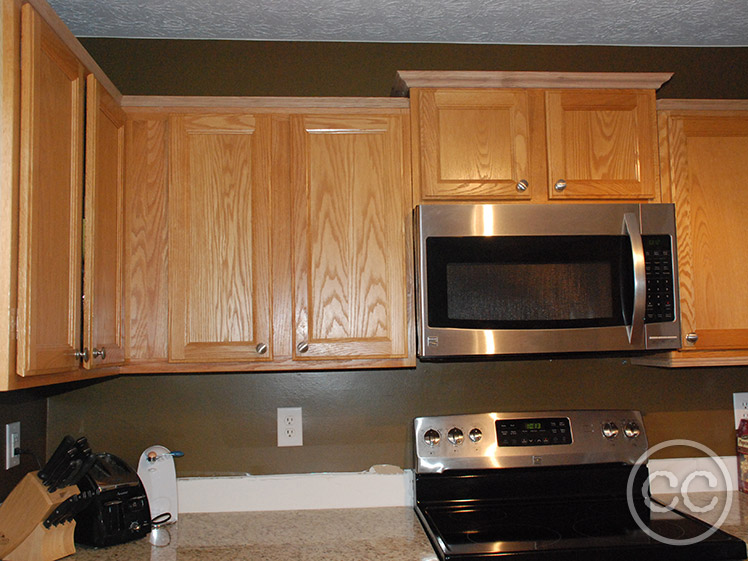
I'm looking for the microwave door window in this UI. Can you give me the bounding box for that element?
[426,236,631,330]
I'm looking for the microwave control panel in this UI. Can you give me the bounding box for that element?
[642,235,675,323]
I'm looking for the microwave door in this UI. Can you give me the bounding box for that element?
[622,212,647,345]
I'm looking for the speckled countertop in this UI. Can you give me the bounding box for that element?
[69,507,438,561]
[69,493,748,560]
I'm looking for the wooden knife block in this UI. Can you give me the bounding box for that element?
[0,472,79,561]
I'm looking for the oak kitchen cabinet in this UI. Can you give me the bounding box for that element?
[393,71,670,204]
[635,100,748,367]
[1,0,123,389]
[123,101,414,372]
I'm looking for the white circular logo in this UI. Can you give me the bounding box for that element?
[626,439,732,546]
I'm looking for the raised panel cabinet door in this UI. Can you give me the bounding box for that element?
[414,89,531,200]
[292,114,410,360]
[545,90,659,200]
[17,4,85,376]
[667,114,748,350]
[82,75,126,369]
[169,114,272,362]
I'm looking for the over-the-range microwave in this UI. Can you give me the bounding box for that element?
[415,203,681,358]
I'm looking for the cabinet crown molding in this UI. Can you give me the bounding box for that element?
[657,99,748,112]
[392,71,673,96]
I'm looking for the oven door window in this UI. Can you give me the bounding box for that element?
[426,236,634,330]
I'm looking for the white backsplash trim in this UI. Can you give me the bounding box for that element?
[176,457,739,513]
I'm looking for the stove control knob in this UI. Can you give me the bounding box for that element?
[447,427,464,446]
[424,429,441,447]
[469,428,483,443]
[602,422,619,439]
[623,421,641,439]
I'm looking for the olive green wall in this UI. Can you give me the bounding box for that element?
[0,388,48,499]
[45,359,748,477]
[78,41,748,98]
[10,41,748,493]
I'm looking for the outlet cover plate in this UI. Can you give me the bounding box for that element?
[277,407,303,447]
[733,392,748,429]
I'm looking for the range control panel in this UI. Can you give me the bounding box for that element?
[496,417,572,447]
[414,410,648,474]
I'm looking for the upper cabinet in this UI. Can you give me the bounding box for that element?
[640,100,748,367]
[168,113,273,363]
[16,2,85,376]
[134,102,414,372]
[82,75,126,369]
[1,1,124,389]
[395,71,670,204]
[290,114,411,361]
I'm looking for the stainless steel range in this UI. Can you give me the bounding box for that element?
[413,410,746,561]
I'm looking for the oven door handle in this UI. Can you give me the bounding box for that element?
[623,212,646,344]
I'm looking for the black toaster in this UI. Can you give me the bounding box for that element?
[74,452,152,547]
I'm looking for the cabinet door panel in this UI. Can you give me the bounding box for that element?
[292,115,409,359]
[416,90,531,200]
[546,90,658,200]
[669,115,748,350]
[17,4,85,376]
[83,75,125,369]
[169,114,272,362]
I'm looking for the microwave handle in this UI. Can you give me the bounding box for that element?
[623,213,646,343]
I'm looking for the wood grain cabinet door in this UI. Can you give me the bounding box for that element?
[545,90,659,200]
[413,89,531,201]
[16,3,85,376]
[291,114,410,360]
[666,114,748,350]
[82,75,126,369]
[169,114,273,362]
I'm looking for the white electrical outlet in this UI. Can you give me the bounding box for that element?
[5,422,20,469]
[733,392,748,429]
[277,407,303,447]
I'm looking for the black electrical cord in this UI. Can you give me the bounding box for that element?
[15,447,43,470]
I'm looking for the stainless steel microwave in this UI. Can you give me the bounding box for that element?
[415,203,681,358]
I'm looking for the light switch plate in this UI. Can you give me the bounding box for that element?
[5,422,20,469]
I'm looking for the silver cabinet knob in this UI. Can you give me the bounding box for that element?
[297,341,309,354]
[92,347,106,359]
[74,348,90,362]
[255,342,268,354]
[516,179,529,192]
[554,179,567,192]
[686,333,699,343]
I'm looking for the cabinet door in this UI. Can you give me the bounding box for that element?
[82,75,125,369]
[16,4,85,376]
[169,114,272,362]
[667,114,748,350]
[291,114,410,360]
[546,90,658,200]
[414,89,531,200]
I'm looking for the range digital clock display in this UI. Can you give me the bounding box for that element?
[496,417,572,447]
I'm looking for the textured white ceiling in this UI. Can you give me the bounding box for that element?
[48,0,748,46]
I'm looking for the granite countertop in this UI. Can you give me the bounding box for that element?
[68,492,748,560]
[70,506,438,561]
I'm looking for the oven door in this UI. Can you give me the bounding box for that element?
[415,204,679,357]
